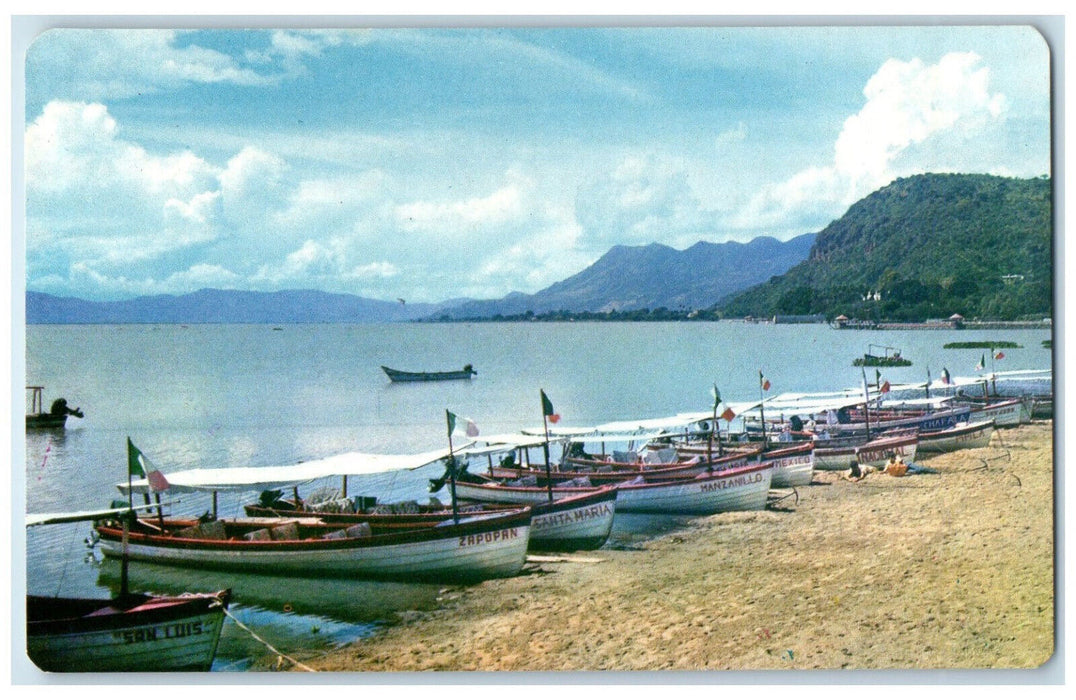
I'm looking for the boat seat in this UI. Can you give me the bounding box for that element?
[174,520,227,540]
[268,521,300,540]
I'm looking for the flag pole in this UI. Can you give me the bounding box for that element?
[925,368,932,400]
[758,370,768,450]
[444,410,460,524]
[540,391,554,503]
[860,367,872,442]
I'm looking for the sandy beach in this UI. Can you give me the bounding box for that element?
[287,421,1054,674]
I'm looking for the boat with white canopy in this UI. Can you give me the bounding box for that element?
[104,444,534,582]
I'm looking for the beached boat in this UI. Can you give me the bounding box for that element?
[27,590,230,673]
[245,486,618,552]
[812,430,918,471]
[26,505,230,673]
[453,461,775,516]
[491,444,762,484]
[661,440,813,488]
[917,420,995,453]
[95,510,533,582]
[381,364,477,382]
[852,430,919,468]
[25,386,83,429]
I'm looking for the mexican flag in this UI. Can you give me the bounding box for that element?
[127,438,170,492]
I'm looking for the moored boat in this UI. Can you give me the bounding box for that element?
[26,504,230,673]
[246,486,618,552]
[113,443,532,582]
[27,590,230,673]
[852,430,919,468]
[381,364,477,382]
[95,510,533,583]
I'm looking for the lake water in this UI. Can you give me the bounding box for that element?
[18,321,1052,671]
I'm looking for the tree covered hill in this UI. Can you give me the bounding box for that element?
[720,173,1053,321]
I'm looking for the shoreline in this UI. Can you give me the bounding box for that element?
[272,422,1055,674]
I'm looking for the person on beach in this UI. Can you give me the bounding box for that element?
[884,453,908,477]
[845,460,867,481]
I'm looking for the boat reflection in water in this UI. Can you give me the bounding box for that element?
[96,558,445,670]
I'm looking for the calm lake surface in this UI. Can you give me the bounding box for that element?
[19,321,1052,670]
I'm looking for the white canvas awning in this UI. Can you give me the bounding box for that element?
[118,446,459,496]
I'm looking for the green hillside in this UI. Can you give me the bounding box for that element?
[720,173,1053,321]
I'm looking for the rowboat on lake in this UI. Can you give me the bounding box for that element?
[381,364,477,382]
[26,505,230,673]
[26,386,83,429]
[111,444,532,582]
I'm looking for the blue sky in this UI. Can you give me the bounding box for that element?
[19,23,1053,303]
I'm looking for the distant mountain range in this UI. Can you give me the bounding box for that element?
[27,172,1050,325]
[436,235,815,319]
[25,235,816,324]
[25,288,456,324]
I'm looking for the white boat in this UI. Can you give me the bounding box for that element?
[614,462,775,514]
[917,420,996,453]
[813,431,918,471]
[110,445,533,582]
[853,431,919,468]
[453,461,775,516]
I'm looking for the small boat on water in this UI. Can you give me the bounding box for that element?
[853,344,912,367]
[26,505,230,673]
[26,386,83,429]
[382,364,477,382]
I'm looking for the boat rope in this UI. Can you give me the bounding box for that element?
[220,606,318,672]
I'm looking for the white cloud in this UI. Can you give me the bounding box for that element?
[575,154,709,250]
[395,179,526,233]
[27,29,275,101]
[730,52,1012,238]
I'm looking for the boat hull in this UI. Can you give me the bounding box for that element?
[918,421,995,453]
[853,433,919,468]
[615,463,774,515]
[26,591,229,673]
[247,489,617,552]
[96,511,532,583]
[381,365,476,382]
[766,444,815,488]
[26,413,67,429]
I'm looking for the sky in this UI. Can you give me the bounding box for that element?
[17,21,1054,304]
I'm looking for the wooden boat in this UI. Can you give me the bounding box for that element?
[381,364,477,382]
[113,445,532,581]
[490,444,762,484]
[95,510,533,583]
[26,386,83,429]
[852,344,912,367]
[917,420,995,453]
[27,590,230,673]
[813,430,918,471]
[660,440,813,488]
[245,486,619,552]
[26,504,229,673]
[960,397,1031,427]
[852,430,919,468]
[452,461,775,516]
